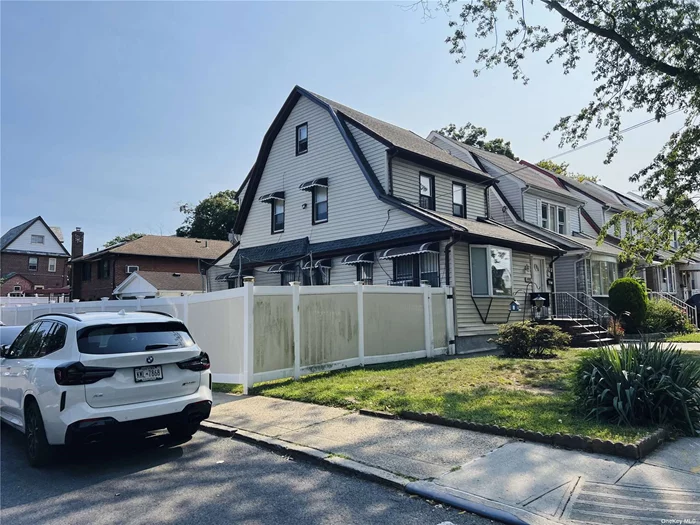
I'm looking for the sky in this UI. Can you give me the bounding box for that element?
[1,1,685,252]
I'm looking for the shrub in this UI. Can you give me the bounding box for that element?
[643,299,695,334]
[607,318,625,341]
[492,321,570,358]
[608,277,648,333]
[575,342,700,435]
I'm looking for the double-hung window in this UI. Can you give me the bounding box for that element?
[272,199,285,233]
[312,186,328,223]
[97,259,110,280]
[469,245,513,296]
[81,263,92,281]
[296,123,308,155]
[48,258,57,272]
[419,173,435,210]
[452,183,466,218]
[591,259,618,296]
[28,257,38,271]
[541,201,567,234]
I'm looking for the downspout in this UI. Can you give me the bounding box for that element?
[444,235,458,285]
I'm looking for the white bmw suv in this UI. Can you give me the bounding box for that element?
[0,311,213,466]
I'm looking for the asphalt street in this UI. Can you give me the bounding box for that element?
[1,425,491,525]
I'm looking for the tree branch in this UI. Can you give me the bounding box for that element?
[542,0,700,86]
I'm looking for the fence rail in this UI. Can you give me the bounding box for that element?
[0,282,455,393]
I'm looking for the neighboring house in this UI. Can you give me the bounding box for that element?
[70,230,230,300]
[0,216,70,297]
[221,86,562,353]
[427,134,624,305]
[0,273,35,297]
[112,271,205,299]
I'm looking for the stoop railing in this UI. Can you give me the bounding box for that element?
[552,292,616,344]
[649,291,698,327]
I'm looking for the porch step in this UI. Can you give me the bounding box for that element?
[545,317,613,347]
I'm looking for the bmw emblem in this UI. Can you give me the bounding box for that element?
[146,356,154,364]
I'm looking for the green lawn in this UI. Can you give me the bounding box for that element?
[667,333,700,343]
[214,349,651,443]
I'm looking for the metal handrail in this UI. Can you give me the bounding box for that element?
[552,292,614,343]
[649,291,699,327]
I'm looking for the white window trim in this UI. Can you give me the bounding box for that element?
[590,258,619,297]
[125,265,139,274]
[469,244,514,297]
[48,258,57,272]
[31,234,45,244]
[28,257,38,271]
[537,199,568,235]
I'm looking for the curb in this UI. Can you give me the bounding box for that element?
[361,409,669,460]
[200,420,238,438]
[229,428,409,491]
[202,419,553,524]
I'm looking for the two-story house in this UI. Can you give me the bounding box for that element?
[427,134,625,306]
[70,230,230,300]
[524,162,690,301]
[0,216,70,298]
[221,86,562,353]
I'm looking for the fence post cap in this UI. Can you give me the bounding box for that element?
[243,276,255,284]
[353,281,363,286]
[420,281,430,287]
[289,281,301,286]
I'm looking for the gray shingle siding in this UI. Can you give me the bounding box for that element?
[554,256,577,294]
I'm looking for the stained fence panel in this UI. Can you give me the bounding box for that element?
[432,290,448,350]
[254,294,294,377]
[363,291,425,357]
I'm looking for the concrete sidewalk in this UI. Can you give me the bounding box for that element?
[209,393,700,525]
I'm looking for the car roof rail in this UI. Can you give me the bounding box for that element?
[34,313,82,322]
[138,310,174,318]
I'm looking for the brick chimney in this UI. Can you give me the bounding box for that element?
[71,227,84,259]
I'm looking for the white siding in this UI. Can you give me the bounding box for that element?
[392,158,487,219]
[495,175,525,218]
[554,256,577,294]
[5,221,66,254]
[346,122,388,191]
[488,188,516,225]
[239,96,425,250]
[207,246,238,292]
[580,216,600,237]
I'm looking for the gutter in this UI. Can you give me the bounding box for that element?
[444,236,458,285]
[521,185,531,220]
[387,148,398,195]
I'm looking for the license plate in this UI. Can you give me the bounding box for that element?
[134,365,163,382]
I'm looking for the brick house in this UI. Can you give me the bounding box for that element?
[0,216,71,297]
[70,231,231,300]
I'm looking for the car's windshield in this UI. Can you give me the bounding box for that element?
[77,321,194,354]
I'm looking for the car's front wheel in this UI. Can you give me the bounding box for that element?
[25,402,53,467]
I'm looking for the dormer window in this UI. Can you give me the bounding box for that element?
[296,123,308,155]
[540,201,567,235]
[419,173,435,210]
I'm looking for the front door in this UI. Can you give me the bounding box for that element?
[531,258,545,292]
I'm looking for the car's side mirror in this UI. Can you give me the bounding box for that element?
[0,345,10,358]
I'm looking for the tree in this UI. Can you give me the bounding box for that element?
[536,159,598,183]
[104,233,145,248]
[176,189,238,241]
[433,0,700,263]
[439,122,518,159]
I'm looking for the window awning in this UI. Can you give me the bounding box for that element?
[258,191,285,203]
[215,269,254,281]
[341,252,375,265]
[299,178,328,192]
[301,258,332,270]
[267,262,297,273]
[378,242,439,260]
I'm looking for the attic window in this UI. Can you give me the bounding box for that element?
[31,235,45,244]
[296,123,308,155]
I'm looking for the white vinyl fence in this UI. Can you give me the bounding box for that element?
[0,282,454,393]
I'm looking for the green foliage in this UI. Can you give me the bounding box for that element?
[643,299,695,334]
[575,342,700,435]
[492,321,570,358]
[536,160,598,183]
[435,0,700,263]
[439,122,518,160]
[104,233,145,248]
[176,189,238,241]
[608,278,648,333]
